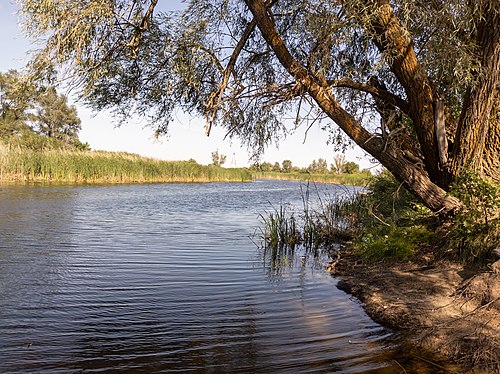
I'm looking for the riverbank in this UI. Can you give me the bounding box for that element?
[0,146,253,183]
[255,171,370,186]
[331,247,500,373]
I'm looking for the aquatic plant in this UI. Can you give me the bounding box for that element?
[0,147,253,183]
[258,184,364,253]
[255,171,370,186]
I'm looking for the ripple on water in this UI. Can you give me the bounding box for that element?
[0,181,429,373]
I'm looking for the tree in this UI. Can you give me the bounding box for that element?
[211,150,227,166]
[0,70,35,138]
[32,87,81,143]
[1,70,82,146]
[343,161,359,174]
[19,0,499,214]
[259,162,273,172]
[308,158,328,173]
[331,154,346,174]
[272,161,281,172]
[282,159,292,173]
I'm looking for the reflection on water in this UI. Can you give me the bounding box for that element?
[0,181,453,373]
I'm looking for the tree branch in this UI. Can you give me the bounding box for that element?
[327,79,409,114]
[353,0,442,182]
[205,18,257,136]
[244,0,460,214]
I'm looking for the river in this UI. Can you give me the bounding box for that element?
[0,180,441,373]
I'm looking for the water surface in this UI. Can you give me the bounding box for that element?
[0,180,447,373]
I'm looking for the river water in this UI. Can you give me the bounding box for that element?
[0,180,446,373]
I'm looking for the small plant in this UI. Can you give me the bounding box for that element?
[356,224,432,261]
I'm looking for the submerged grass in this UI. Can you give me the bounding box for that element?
[0,147,253,183]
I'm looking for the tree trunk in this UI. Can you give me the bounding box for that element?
[451,6,500,181]
[244,0,462,215]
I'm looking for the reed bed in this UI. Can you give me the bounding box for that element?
[258,185,365,254]
[256,171,370,186]
[0,148,253,183]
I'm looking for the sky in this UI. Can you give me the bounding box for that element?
[0,0,374,169]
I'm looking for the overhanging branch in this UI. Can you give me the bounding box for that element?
[205,18,257,136]
[327,79,410,115]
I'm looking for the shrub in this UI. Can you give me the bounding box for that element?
[448,170,500,262]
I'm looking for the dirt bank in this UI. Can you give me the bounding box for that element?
[331,249,500,373]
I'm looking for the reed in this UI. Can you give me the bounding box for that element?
[0,147,253,183]
[258,185,364,253]
[255,171,370,186]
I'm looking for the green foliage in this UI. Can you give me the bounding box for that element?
[342,161,359,174]
[448,170,500,262]
[32,87,81,143]
[258,167,499,264]
[258,187,364,252]
[0,70,36,138]
[357,224,432,261]
[281,159,292,173]
[366,169,420,220]
[258,204,300,250]
[0,145,253,183]
[0,70,83,147]
[344,169,435,261]
[256,171,371,186]
[308,158,328,174]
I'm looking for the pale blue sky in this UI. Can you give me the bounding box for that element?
[0,0,373,169]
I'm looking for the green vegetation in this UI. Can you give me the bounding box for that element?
[256,171,370,186]
[0,143,252,184]
[0,70,251,184]
[259,169,499,264]
[253,156,372,186]
[447,170,500,262]
[1,70,84,148]
[258,186,364,253]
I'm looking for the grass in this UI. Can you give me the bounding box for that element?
[258,185,364,254]
[0,146,253,183]
[255,171,370,186]
[257,171,439,263]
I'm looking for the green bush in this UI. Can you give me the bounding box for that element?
[448,170,500,262]
[357,224,432,261]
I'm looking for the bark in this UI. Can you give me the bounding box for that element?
[361,1,444,185]
[244,0,461,214]
[451,6,500,181]
[482,94,500,182]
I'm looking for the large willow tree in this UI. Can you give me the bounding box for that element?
[19,0,499,213]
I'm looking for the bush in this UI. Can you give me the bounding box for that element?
[357,224,432,261]
[448,170,500,262]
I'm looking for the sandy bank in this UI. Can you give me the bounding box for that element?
[331,249,500,373]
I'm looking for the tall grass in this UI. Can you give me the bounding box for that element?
[256,171,370,186]
[258,185,364,254]
[0,147,253,183]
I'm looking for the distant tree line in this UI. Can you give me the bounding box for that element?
[252,155,371,175]
[0,70,86,150]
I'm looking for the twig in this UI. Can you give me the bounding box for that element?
[392,359,407,374]
[415,355,447,371]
